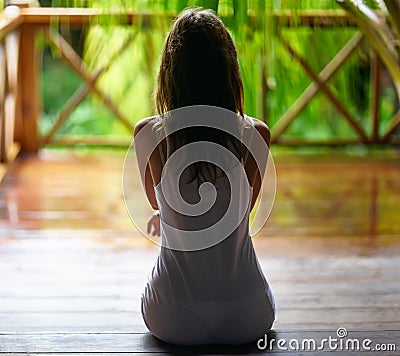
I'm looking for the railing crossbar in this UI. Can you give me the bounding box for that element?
[42,29,138,144]
[276,30,370,143]
[271,31,364,141]
[44,29,135,143]
[382,109,400,141]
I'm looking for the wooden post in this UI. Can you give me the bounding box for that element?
[14,29,22,144]
[8,0,39,153]
[19,23,40,153]
[0,42,6,162]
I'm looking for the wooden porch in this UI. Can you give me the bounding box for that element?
[0,148,399,354]
[0,3,399,354]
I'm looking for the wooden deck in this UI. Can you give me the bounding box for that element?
[0,148,399,354]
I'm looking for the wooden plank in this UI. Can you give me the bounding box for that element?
[48,135,132,147]
[1,307,400,333]
[1,306,399,322]
[1,247,400,278]
[1,277,400,301]
[0,311,146,333]
[19,8,357,28]
[0,263,399,286]
[272,138,381,146]
[1,293,399,313]
[272,10,358,28]
[1,253,400,280]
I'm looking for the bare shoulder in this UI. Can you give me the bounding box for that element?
[133,115,159,137]
[246,116,271,145]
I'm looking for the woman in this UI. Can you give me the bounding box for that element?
[134,8,275,345]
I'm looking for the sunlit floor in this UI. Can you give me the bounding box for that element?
[0,148,399,354]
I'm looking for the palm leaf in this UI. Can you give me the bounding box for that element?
[382,0,400,41]
[336,0,400,100]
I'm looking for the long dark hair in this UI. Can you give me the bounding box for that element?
[155,8,245,184]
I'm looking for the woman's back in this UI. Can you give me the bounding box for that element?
[141,114,275,345]
[133,7,275,346]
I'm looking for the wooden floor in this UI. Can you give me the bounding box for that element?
[0,148,399,354]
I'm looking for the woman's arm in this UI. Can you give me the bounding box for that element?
[243,119,271,212]
[134,117,160,211]
[143,162,158,210]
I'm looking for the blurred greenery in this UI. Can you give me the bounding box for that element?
[40,56,120,136]
[36,0,398,141]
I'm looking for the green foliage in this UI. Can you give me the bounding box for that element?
[41,55,82,116]
[40,0,398,141]
[41,55,118,136]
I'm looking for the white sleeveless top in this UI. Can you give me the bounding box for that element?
[144,114,275,311]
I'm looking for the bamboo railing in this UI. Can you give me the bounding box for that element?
[0,6,399,175]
